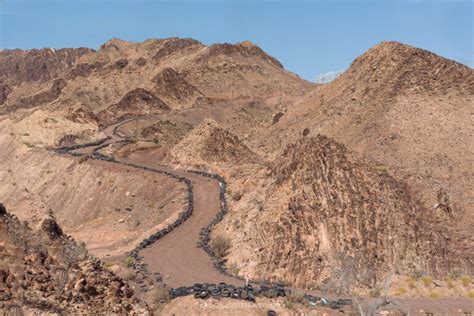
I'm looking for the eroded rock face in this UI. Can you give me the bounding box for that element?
[152,38,202,62]
[204,42,283,68]
[0,85,11,105]
[171,119,259,166]
[224,136,469,289]
[153,68,202,102]
[99,88,170,123]
[0,204,147,313]
[0,48,93,85]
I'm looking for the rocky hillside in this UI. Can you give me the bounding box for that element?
[0,37,313,130]
[0,203,147,314]
[217,136,470,289]
[170,119,259,167]
[259,41,473,239]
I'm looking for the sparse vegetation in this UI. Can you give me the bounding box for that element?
[459,275,471,287]
[421,275,433,287]
[123,256,134,267]
[210,233,231,258]
[445,277,454,288]
[468,290,474,298]
[429,290,441,299]
[78,155,90,164]
[103,262,114,269]
[406,277,417,289]
[394,286,407,296]
[376,164,389,175]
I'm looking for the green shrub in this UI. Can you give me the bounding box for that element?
[123,256,134,267]
[103,262,114,269]
[429,290,441,299]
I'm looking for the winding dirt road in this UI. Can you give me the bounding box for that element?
[64,117,473,314]
[71,118,242,288]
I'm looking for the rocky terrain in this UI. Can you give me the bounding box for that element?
[0,203,147,314]
[215,135,470,289]
[0,37,472,314]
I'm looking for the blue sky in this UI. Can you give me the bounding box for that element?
[1,0,472,81]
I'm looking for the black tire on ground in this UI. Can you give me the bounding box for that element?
[200,289,210,299]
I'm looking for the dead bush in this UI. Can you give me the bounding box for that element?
[210,234,231,258]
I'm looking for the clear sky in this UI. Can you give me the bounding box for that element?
[0,0,472,81]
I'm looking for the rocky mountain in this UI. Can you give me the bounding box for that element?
[0,203,147,314]
[215,136,470,289]
[257,41,473,244]
[170,119,259,167]
[0,37,472,311]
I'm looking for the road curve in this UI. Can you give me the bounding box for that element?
[70,118,243,287]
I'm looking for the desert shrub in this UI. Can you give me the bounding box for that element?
[376,165,389,175]
[468,290,474,298]
[394,286,407,296]
[210,234,231,258]
[103,262,114,269]
[63,240,88,267]
[421,275,432,287]
[445,277,454,288]
[406,277,417,289]
[429,290,441,299]
[128,136,138,144]
[78,155,90,164]
[459,275,471,287]
[369,288,381,298]
[123,256,134,267]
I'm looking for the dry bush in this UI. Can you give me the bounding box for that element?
[445,277,454,288]
[458,275,471,287]
[429,290,441,299]
[421,275,432,287]
[210,234,231,258]
[406,277,417,289]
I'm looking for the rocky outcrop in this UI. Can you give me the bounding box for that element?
[224,136,469,289]
[10,78,66,111]
[153,68,202,102]
[0,48,93,85]
[152,38,202,62]
[171,119,258,166]
[0,203,147,313]
[203,41,283,68]
[0,84,11,105]
[99,88,170,123]
[329,41,474,101]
